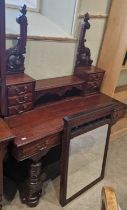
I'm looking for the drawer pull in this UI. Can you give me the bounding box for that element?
[16,89,27,95]
[24,95,28,99]
[16,95,29,104]
[23,104,27,109]
[15,108,24,114]
[16,98,26,104]
[15,104,27,114]
[24,86,28,90]
[15,86,28,95]
[36,145,47,151]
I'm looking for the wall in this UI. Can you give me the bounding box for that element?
[78,0,111,65]
[42,0,77,35]
[25,41,75,79]
[6,39,75,80]
[79,0,111,14]
[6,8,72,37]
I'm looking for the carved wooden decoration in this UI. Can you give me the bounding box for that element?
[6,4,28,74]
[75,13,93,67]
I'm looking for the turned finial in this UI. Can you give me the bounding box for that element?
[16,4,27,24]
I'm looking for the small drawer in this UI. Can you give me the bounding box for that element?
[22,140,47,158]
[8,83,33,96]
[8,102,33,116]
[8,93,33,107]
[86,80,102,90]
[19,134,60,160]
[112,109,126,123]
[88,73,104,82]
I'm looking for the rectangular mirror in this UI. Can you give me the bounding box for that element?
[60,114,111,206]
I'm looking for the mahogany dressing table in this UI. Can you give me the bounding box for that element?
[0,3,126,209]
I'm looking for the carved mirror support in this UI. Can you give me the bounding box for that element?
[75,13,93,67]
[6,4,28,74]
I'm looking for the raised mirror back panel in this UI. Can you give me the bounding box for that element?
[67,124,108,199]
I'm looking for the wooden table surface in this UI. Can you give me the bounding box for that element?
[5,93,118,147]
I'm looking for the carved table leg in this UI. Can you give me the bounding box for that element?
[19,150,48,207]
[20,160,42,207]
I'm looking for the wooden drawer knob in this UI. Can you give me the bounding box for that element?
[15,86,28,95]
[16,98,26,104]
[36,144,47,151]
[15,104,27,114]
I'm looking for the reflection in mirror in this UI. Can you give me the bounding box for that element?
[67,124,108,199]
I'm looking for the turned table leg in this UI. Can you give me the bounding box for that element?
[27,160,43,207]
[20,150,48,207]
[20,159,42,207]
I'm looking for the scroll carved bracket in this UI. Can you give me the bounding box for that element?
[75,13,93,67]
[6,4,28,74]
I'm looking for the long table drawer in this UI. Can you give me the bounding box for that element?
[11,133,61,161]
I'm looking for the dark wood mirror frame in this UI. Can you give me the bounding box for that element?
[60,110,112,206]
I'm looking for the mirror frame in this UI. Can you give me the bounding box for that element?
[60,111,112,206]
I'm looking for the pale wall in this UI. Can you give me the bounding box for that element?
[25,41,75,79]
[78,0,111,65]
[6,39,76,80]
[6,8,72,37]
[79,0,111,14]
[42,0,77,35]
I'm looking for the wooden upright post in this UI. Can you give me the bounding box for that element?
[97,0,127,97]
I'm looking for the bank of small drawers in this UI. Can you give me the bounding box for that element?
[85,72,104,94]
[7,83,34,116]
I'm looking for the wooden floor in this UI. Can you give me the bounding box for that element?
[114,85,127,104]
[111,113,127,140]
[111,86,127,141]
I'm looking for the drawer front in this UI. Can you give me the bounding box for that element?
[86,80,102,93]
[21,134,60,159]
[22,140,47,158]
[8,93,33,107]
[88,73,104,82]
[8,83,33,96]
[8,102,33,116]
[112,108,126,123]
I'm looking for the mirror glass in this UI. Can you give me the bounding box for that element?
[67,124,108,199]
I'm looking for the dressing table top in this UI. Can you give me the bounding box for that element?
[6,74,35,86]
[5,93,122,148]
[35,76,84,92]
[0,119,14,143]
